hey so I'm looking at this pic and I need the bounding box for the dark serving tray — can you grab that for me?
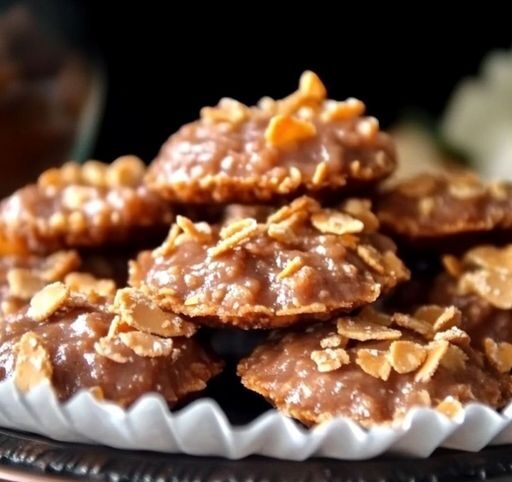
[1,427,512,482]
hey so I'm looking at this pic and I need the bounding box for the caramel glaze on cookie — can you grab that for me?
[129,196,409,329]
[146,71,396,205]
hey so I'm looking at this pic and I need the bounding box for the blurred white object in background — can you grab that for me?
[442,47,512,179]
[387,122,447,186]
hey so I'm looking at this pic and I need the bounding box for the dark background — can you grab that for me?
[13,1,512,162]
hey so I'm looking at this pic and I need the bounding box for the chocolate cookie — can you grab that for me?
[376,171,512,247]
[238,306,504,426]
[0,157,173,253]
[0,284,222,406]
[146,71,396,204]
[129,196,409,329]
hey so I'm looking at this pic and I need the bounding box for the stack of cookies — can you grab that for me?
[1,72,511,429]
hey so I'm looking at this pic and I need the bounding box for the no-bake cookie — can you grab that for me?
[129,196,409,329]
[0,284,221,406]
[0,157,174,253]
[376,171,512,247]
[238,306,505,426]
[429,245,512,374]
[146,71,396,204]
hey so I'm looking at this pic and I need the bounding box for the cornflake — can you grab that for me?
[277,256,304,280]
[320,333,347,349]
[356,245,385,274]
[434,326,470,347]
[440,344,468,371]
[64,272,116,298]
[392,313,433,339]
[14,331,53,393]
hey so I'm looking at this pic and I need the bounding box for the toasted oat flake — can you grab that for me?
[459,270,512,310]
[119,331,175,358]
[320,333,346,349]
[311,210,364,236]
[392,313,433,339]
[414,305,461,332]
[337,317,401,341]
[41,251,81,281]
[388,341,427,374]
[312,161,329,185]
[434,326,470,346]
[277,256,304,280]
[310,348,349,372]
[356,349,391,380]
[209,218,260,257]
[267,196,320,224]
[443,255,463,278]
[483,338,512,373]
[341,199,380,233]
[7,268,46,299]
[264,114,316,148]
[176,215,212,242]
[94,336,131,363]
[64,272,116,298]
[357,306,393,326]
[113,287,196,337]
[436,396,463,418]
[415,340,449,382]
[13,331,53,393]
[27,282,69,321]
[440,345,468,371]
[356,245,385,274]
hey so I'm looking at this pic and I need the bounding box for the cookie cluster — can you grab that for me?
[1,72,511,427]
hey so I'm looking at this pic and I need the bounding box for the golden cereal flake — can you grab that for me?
[6,268,46,299]
[414,305,461,332]
[14,332,53,393]
[312,161,329,185]
[337,317,401,341]
[119,331,175,358]
[440,344,468,371]
[392,313,433,339]
[356,245,385,274]
[112,288,196,337]
[443,255,463,278]
[264,114,316,148]
[320,333,347,349]
[209,218,261,258]
[176,216,212,242]
[483,338,512,373]
[311,210,364,236]
[355,349,391,381]
[458,270,512,310]
[106,155,145,187]
[27,282,69,321]
[298,71,327,101]
[436,396,463,418]
[94,336,131,364]
[414,340,450,383]
[434,326,470,347]
[310,348,349,372]
[388,341,427,374]
[267,196,320,224]
[341,199,380,233]
[64,272,116,298]
[153,224,182,258]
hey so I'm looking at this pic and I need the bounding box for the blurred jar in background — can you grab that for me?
[0,0,104,196]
